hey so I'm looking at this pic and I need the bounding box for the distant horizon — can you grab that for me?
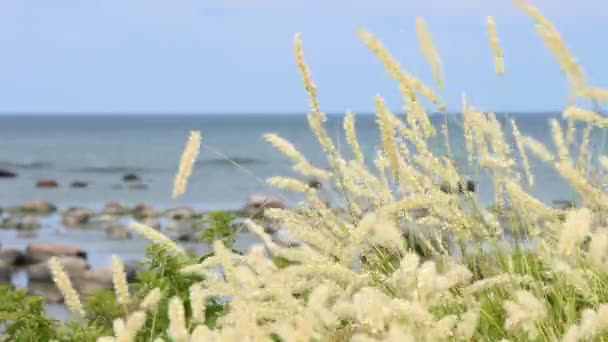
[0,110,565,116]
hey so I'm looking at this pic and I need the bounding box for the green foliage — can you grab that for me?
[197,211,238,249]
[0,286,58,340]
[83,290,123,335]
[130,244,204,339]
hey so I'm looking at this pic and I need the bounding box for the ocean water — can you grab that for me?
[0,113,603,211]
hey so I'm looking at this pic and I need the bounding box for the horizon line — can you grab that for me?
[0,110,562,116]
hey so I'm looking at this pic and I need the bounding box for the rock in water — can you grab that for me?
[439,180,477,194]
[128,184,148,190]
[28,281,63,303]
[244,195,285,218]
[0,217,41,231]
[25,243,87,264]
[62,207,95,227]
[27,256,88,282]
[36,179,59,188]
[0,249,25,267]
[70,181,88,188]
[166,207,196,220]
[552,200,575,210]
[122,173,140,182]
[102,202,130,216]
[132,204,157,219]
[106,224,132,240]
[273,229,303,248]
[0,261,11,284]
[0,169,16,178]
[19,201,57,214]
[140,218,161,230]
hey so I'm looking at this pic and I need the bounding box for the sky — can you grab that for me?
[0,0,607,114]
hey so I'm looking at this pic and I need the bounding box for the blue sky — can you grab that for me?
[0,0,606,114]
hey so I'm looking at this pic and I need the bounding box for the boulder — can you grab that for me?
[123,173,140,182]
[27,256,88,282]
[62,207,95,227]
[132,204,157,219]
[0,169,16,178]
[36,179,59,188]
[244,195,285,218]
[105,224,132,240]
[70,181,88,188]
[24,243,87,264]
[28,281,63,303]
[0,249,25,267]
[18,201,57,215]
[102,202,130,216]
[81,268,112,288]
[0,261,11,284]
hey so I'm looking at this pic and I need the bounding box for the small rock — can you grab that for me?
[552,200,575,210]
[36,179,59,188]
[102,202,130,216]
[244,195,285,218]
[17,230,38,239]
[27,256,88,282]
[123,260,142,282]
[18,201,57,215]
[0,169,17,178]
[25,243,87,264]
[0,217,18,229]
[0,249,25,267]
[166,207,196,221]
[91,214,120,225]
[307,178,323,190]
[105,224,132,240]
[62,207,95,227]
[15,217,41,231]
[127,184,148,190]
[0,217,41,231]
[123,173,140,182]
[70,181,88,188]
[132,204,157,219]
[439,180,477,194]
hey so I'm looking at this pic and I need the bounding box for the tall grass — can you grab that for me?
[3,2,608,341]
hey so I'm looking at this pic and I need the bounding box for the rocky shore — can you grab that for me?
[0,193,296,309]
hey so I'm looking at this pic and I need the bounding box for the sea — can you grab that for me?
[0,112,602,210]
